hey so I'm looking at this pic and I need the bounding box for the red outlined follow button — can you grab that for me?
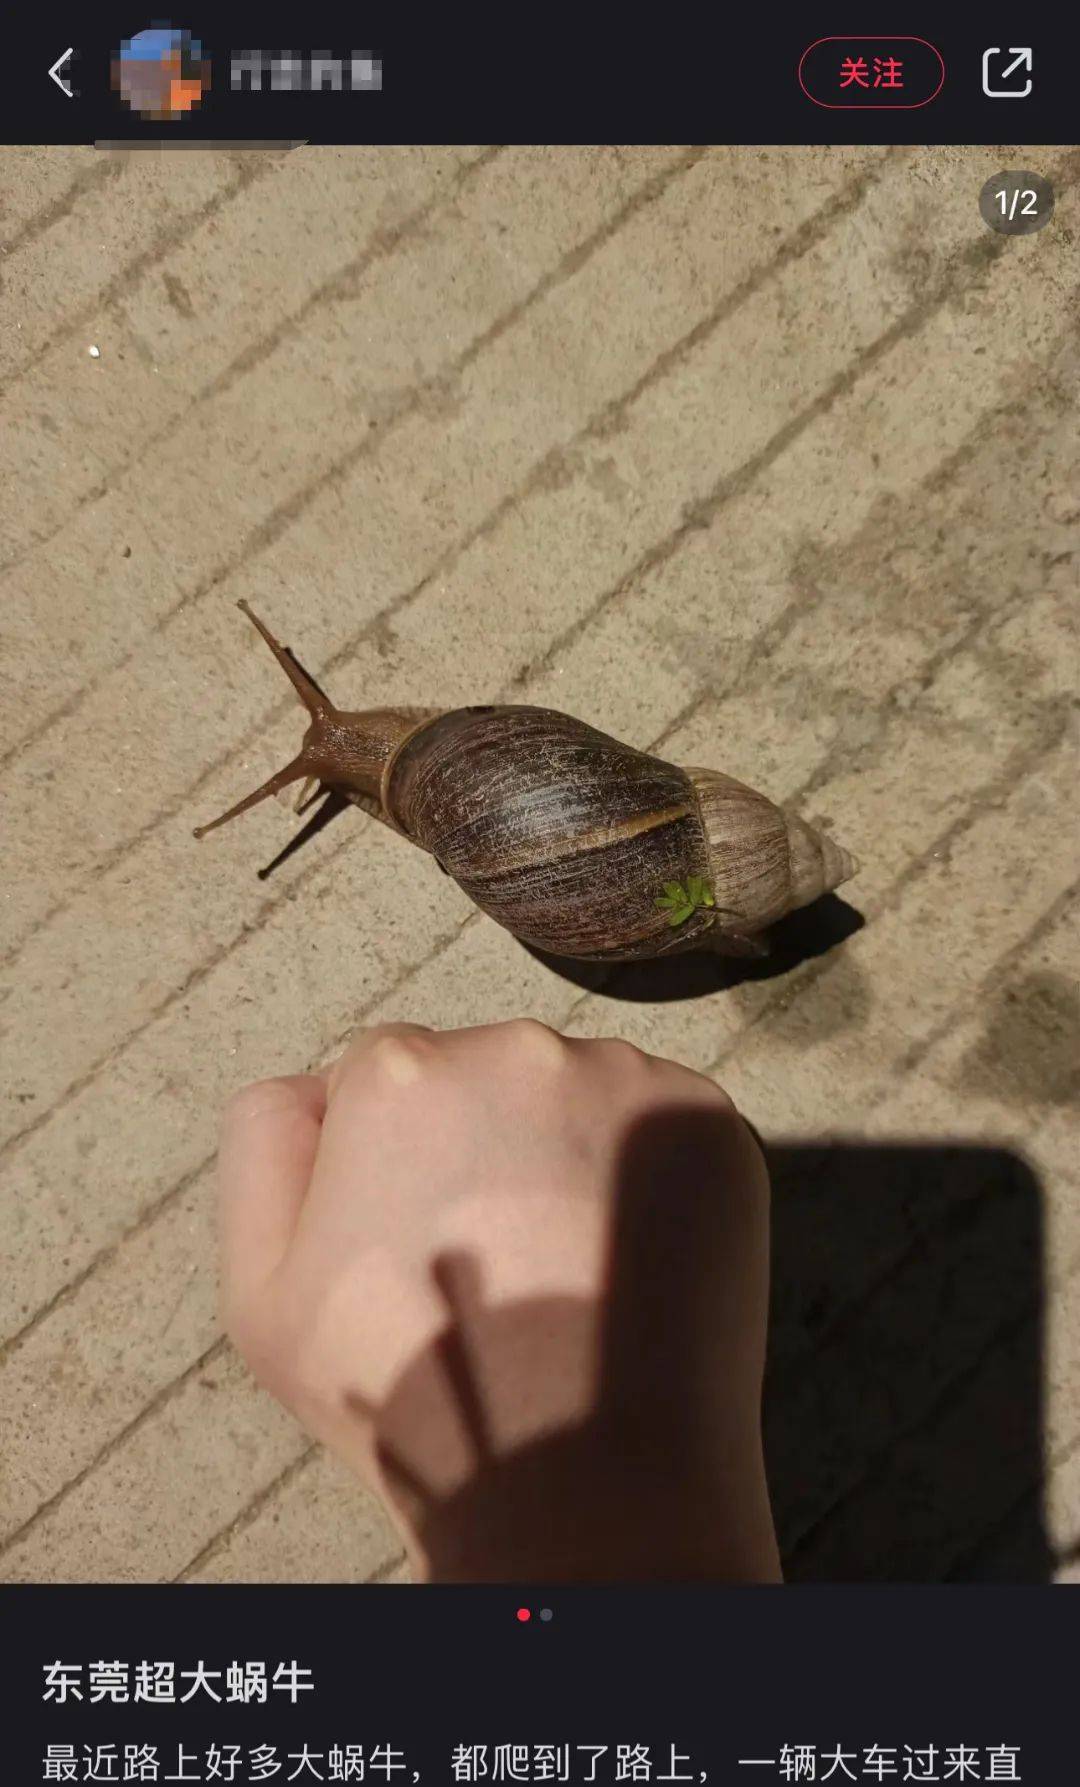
[799,37,944,108]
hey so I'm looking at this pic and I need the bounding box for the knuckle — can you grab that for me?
[589,1035,650,1077]
[507,1016,550,1040]
[367,1031,431,1086]
[329,1027,434,1099]
[507,1017,571,1072]
[224,1076,300,1127]
[675,1067,739,1119]
[704,1075,737,1114]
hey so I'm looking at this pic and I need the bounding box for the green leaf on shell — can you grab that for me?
[655,874,717,926]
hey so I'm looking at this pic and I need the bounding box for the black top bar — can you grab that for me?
[6,15,1079,145]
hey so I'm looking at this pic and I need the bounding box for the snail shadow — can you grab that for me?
[255,789,351,881]
[348,1112,1049,1581]
[523,893,865,1002]
[252,804,864,1000]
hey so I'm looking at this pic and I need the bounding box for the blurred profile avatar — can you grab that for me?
[112,25,210,120]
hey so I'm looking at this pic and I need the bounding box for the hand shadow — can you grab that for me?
[346,1111,1049,1581]
[522,894,864,1002]
[350,1102,778,1582]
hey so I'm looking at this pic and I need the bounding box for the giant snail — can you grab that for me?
[194,602,858,962]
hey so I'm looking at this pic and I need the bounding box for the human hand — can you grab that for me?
[218,1019,780,1582]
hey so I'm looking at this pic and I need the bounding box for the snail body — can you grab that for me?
[195,604,858,962]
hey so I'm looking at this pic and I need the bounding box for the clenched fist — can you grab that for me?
[218,1019,780,1583]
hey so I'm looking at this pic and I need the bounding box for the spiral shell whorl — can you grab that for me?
[687,767,858,935]
[685,767,794,932]
[783,812,859,910]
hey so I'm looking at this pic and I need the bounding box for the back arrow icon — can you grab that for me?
[49,47,75,98]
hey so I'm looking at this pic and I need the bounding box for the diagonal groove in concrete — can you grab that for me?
[0,146,508,580]
[0,147,709,773]
[0,155,282,398]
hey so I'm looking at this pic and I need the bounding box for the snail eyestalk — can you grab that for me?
[192,754,315,839]
[193,603,340,839]
[236,599,331,719]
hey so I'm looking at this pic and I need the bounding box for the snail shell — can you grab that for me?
[383,707,856,961]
